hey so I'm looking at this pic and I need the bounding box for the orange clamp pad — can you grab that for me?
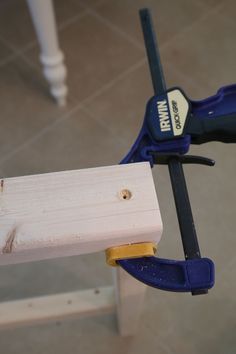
[106,242,157,267]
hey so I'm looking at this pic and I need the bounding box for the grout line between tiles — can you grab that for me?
[78,0,107,11]
[56,8,89,31]
[156,340,174,354]
[167,64,205,98]
[0,52,18,68]
[0,102,82,166]
[0,0,226,167]
[211,1,236,28]
[0,36,18,54]
[89,0,224,56]
[0,0,226,66]
[87,8,144,51]
[161,0,225,53]
[197,0,224,11]
[16,52,41,72]
[0,8,89,60]
[0,37,24,68]
[82,57,147,105]
[160,1,229,99]
[0,57,146,166]
[79,105,126,147]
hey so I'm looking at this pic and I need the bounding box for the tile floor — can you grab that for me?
[0,0,236,353]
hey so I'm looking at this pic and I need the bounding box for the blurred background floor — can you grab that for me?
[0,0,236,353]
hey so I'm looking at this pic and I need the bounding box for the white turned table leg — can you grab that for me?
[113,267,147,336]
[26,0,68,106]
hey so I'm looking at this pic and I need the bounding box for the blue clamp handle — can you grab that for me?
[118,257,215,293]
[121,83,236,167]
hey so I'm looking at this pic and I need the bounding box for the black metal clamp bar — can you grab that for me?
[118,8,214,295]
[139,8,166,95]
[140,8,210,295]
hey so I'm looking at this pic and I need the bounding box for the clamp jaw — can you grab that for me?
[120,152,215,295]
[118,257,214,293]
[116,9,236,295]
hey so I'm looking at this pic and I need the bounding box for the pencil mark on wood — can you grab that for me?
[0,180,4,192]
[3,227,17,254]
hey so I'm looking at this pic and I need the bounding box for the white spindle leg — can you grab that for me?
[26,0,68,106]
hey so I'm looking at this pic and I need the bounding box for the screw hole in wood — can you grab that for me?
[120,189,132,200]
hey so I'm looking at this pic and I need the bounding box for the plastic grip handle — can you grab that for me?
[188,114,236,144]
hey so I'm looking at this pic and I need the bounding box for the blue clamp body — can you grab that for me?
[118,85,236,293]
[117,8,236,295]
[120,95,190,166]
[120,98,190,166]
[119,87,217,293]
[121,84,236,166]
[118,257,214,293]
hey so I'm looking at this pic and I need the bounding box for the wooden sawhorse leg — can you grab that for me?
[113,267,147,336]
[26,0,68,106]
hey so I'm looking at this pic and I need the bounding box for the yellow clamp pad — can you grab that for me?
[106,242,157,267]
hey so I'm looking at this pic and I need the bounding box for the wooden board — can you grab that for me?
[0,286,115,329]
[113,267,147,336]
[0,162,162,265]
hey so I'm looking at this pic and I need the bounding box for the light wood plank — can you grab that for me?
[0,286,115,330]
[113,267,147,336]
[0,162,162,265]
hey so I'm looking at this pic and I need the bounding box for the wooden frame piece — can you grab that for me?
[0,163,163,334]
[113,267,147,336]
[0,286,115,330]
[0,162,162,265]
